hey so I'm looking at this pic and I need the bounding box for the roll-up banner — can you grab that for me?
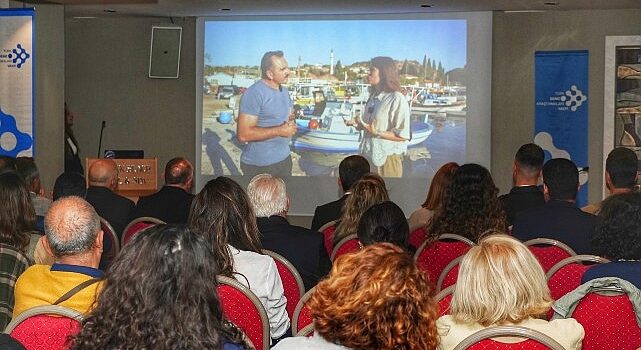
[0,8,34,157]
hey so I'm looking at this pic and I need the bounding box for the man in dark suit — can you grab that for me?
[499,143,545,226]
[512,158,596,254]
[130,157,194,224]
[310,155,370,231]
[248,174,331,291]
[85,158,134,239]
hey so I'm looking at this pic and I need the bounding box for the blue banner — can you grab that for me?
[0,8,34,157]
[534,50,589,206]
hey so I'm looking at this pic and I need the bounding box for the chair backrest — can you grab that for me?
[452,326,565,350]
[297,323,315,338]
[262,250,305,320]
[121,217,165,246]
[414,233,475,282]
[437,256,463,292]
[571,290,641,350]
[292,286,316,336]
[0,244,31,330]
[319,221,337,257]
[99,217,119,268]
[546,255,610,300]
[409,227,428,250]
[5,305,83,350]
[524,238,576,273]
[435,285,455,317]
[330,234,360,261]
[216,276,269,350]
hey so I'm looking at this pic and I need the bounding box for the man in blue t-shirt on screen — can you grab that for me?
[237,50,297,177]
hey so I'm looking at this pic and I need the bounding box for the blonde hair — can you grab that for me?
[451,234,551,326]
[246,174,288,217]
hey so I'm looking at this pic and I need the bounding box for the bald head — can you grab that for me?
[45,196,100,258]
[88,159,118,189]
[165,157,193,191]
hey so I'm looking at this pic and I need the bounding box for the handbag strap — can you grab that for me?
[53,278,101,305]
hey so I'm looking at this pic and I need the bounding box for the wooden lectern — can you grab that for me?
[86,158,158,200]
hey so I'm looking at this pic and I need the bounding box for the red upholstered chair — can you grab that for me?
[546,255,610,301]
[414,233,475,283]
[318,220,337,257]
[5,305,83,350]
[409,227,428,250]
[437,256,463,292]
[262,250,305,320]
[121,217,165,246]
[570,288,641,350]
[435,285,455,317]
[524,238,576,273]
[99,217,119,268]
[452,326,565,350]
[216,276,269,350]
[292,286,316,336]
[330,234,361,262]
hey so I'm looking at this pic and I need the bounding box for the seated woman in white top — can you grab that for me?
[437,234,584,350]
[274,243,439,350]
[188,176,289,340]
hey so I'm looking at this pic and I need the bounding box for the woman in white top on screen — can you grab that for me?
[188,176,290,340]
[437,234,584,350]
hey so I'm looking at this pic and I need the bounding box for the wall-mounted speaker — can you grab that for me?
[148,26,182,79]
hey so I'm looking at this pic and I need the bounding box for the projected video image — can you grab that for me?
[202,19,467,177]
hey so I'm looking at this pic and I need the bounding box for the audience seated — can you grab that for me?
[130,157,195,224]
[13,196,104,319]
[0,155,17,174]
[71,224,247,350]
[357,201,410,251]
[274,243,439,350]
[311,155,370,231]
[428,163,506,243]
[582,192,641,288]
[582,147,637,215]
[15,157,52,218]
[188,176,290,341]
[53,172,86,200]
[498,143,545,226]
[437,234,584,350]
[247,174,330,291]
[332,173,389,247]
[85,159,134,239]
[513,158,595,254]
[408,162,458,233]
[0,172,42,261]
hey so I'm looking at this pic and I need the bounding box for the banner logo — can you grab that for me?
[536,84,587,113]
[0,43,30,68]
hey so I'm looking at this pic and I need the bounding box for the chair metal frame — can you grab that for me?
[217,275,270,350]
[330,234,360,261]
[121,216,165,246]
[545,254,610,281]
[437,256,463,292]
[262,249,305,319]
[524,238,577,255]
[317,220,337,233]
[452,325,566,350]
[5,305,83,333]
[297,323,315,337]
[292,286,316,336]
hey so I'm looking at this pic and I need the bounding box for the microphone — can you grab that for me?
[279,85,282,92]
[97,120,106,158]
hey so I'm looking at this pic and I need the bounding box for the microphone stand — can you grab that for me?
[97,121,106,158]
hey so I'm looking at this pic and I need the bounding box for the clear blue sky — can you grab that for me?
[205,19,466,71]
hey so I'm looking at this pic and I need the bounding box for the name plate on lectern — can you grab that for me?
[86,158,158,197]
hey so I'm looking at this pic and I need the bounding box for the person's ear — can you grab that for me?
[95,230,104,252]
[42,237,55,258]
[605,171,613,191]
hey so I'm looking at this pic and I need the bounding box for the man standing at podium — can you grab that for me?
[237,50,297,178]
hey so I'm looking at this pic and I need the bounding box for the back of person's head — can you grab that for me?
[357,201,409,250]
[0,172,35,252]
[338,155,370,191]
[422,162,459,210]
[542,158,578,201]
[246,173,288,217]
[88,159,118,188]
[452,234,551,327]
[592,192,641,260]
[53,172,87,200]
[71,224,245,350]
[310,243,438,349]
[606,147,637,190]
[188,177,262,277]
[515,143,544,179]
[15,157,40,192]
[0,155,16,174]
[164,157,193,187]
[45,196,100,258]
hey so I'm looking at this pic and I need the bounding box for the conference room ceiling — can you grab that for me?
[56,0,641,17]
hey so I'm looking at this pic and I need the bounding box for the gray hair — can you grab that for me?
[247,174,288,217]
[45,196,100,257]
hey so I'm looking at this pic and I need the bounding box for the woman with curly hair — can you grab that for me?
[408,162,459,232]
[274,243,439,350]
[427,163,506,242]
[438,234,584,350]
[332,173,389,247]
[71,224,247,350]
[582,192,641,288]
[188,177,289,340]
